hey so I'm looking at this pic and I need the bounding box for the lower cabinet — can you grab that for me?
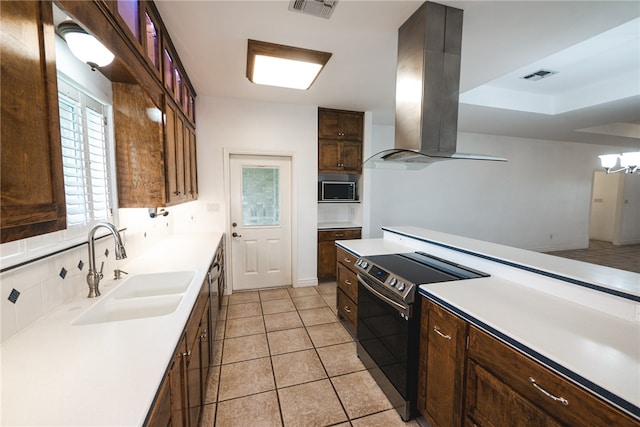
[146,278,213,427]
[317,228,361,280]
[418,297,638,427]
[418,299,467,427]
[336,246,359,334]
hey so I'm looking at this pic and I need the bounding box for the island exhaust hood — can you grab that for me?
[365,1,507,170]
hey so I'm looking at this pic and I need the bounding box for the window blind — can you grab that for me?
[57,79,112,228]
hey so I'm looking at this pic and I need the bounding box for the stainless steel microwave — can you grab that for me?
[319,181,356,201]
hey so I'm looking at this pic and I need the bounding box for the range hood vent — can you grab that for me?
[288,0,338,19]
[365,1,507,170]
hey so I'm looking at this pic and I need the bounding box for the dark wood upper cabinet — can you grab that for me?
[1,0,67,243]
[1,0,199,241]
[318,108,364,141]
[113,83,167,208]
[318,108,363,174]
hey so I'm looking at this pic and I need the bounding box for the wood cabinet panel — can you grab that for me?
[466,360,563,427]
[1,0,67,243]
[318,140,362,174]
[317,240,337,280]
[318,140,341,172]
[337,288,357,333]
[317,108,363,174]
[337,263,357,302]
[336,247,358,273]
[317,229,361,280]
[146,377,171,427]
[318,229,361,241]
[187,126,198,199]
[466,326,638,427]
[113,83,166,208]
[417,298,638,427]
[169,334,188,427]
[421,300,467,427]
[318,108,363,141]
[340,141,363,173]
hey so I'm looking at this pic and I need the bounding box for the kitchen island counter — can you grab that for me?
[337,227,639,421]
[1,232,222,427]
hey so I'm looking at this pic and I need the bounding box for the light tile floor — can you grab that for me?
[200,282,420,427]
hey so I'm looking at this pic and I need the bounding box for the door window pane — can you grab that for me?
[242,166,280,226]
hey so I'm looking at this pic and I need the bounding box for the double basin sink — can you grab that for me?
[73,270,195,326]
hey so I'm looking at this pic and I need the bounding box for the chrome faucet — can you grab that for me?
[86,222,127,298]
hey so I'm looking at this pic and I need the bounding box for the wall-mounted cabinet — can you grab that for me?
[114,86,197,208]
[318,108,364,141]
[318,108,363,174]
[0,0,67,243]
[318,140,362,174]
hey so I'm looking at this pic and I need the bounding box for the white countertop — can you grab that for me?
[318,222,362,230]
[385,226,640,298]
[337,227,640,419]
[1,232,222,427]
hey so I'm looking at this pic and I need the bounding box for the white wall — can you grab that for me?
[193,96,319,286]
[364,125,638,251]
[615,172,640,245]
[590,171,622,241]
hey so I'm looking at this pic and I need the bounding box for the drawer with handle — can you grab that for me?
[467,325,637,427]
[337,262,357,302]
[318,228,361,242]
[337,288,357,333]
[336,246,358,273]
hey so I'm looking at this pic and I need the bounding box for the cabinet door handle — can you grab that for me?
[433,326,452,340]
[528,377,569,405]
[343,306,351,313]
[344,279,352,286]
[335,233,345,237]
[181,350,191,358]
[343,258,352,263]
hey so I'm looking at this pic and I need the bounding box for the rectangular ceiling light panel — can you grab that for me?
[246,39,332,90]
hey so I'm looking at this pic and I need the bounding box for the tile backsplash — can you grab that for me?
[1,238,120,342]
[0,201,212,343]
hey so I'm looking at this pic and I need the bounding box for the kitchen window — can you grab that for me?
[57,78,116,235]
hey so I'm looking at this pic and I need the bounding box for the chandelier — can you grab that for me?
[598,152,640,174]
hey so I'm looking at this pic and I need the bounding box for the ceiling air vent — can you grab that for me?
[521,69,557,81]
[289,0,338,19]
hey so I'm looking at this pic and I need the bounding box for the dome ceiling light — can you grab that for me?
[58,22,115,70]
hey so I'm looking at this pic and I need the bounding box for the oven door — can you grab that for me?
[357,275,420,419]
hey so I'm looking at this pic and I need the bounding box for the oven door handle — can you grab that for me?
[358,275,410,316]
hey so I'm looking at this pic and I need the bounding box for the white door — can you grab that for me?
[229,154,292,290]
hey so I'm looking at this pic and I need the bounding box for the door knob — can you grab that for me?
[232,232,242,238]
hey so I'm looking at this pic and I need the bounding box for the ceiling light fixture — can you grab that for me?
[599,151,640,174]
[58,22,115,70]
[246,39,332,90]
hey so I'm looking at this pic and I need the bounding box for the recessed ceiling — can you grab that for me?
[460,17,640,116]
[154,0,640,149]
